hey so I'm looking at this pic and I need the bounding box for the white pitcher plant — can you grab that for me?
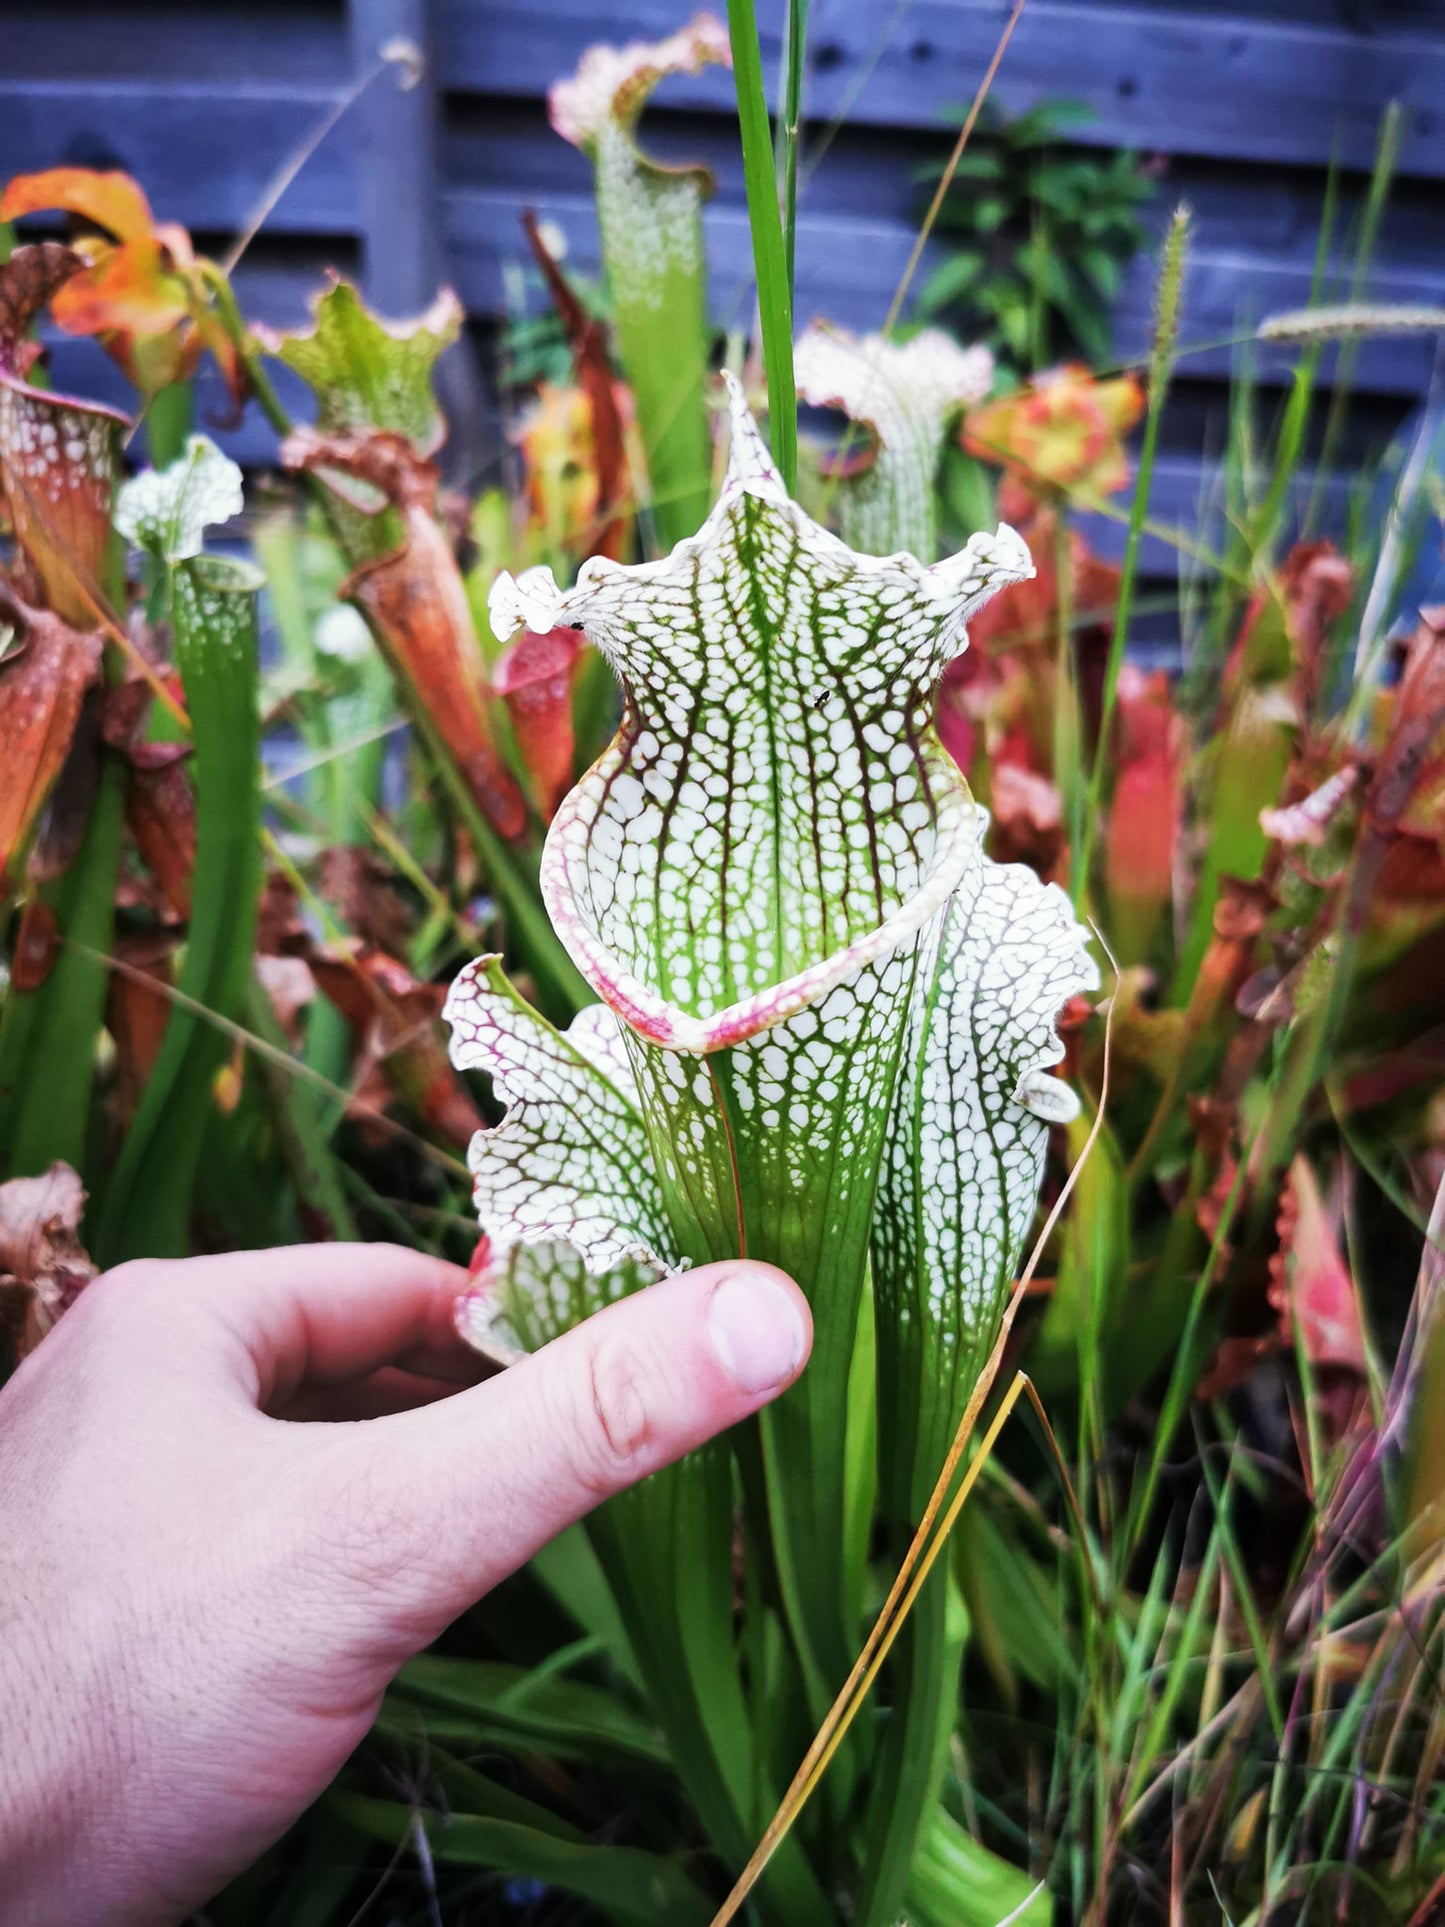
[444,374,1096,1925]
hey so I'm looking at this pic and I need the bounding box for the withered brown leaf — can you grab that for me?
[0,1160,98,1361]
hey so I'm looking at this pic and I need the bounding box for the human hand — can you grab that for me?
[0,1242,810,1924]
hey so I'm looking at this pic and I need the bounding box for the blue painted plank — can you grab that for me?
[8,5,345,82]
[6,74,1441,294]
[0,82,358,233]
[348,0,491,460]
[350,0,447,313]
[440,108,1445,395]
[9,78,1436,409]
[1132,0,1438,22]
[1077,453,1352,578]
[444,107,1445,276]
[43,336,315,468]
[441,186,1445,399]
[1113,249,1445,394]
[449,0,1445,176]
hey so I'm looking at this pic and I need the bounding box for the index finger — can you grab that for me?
[154,1243,473,1408]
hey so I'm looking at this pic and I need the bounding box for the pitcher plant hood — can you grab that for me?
[488,373,1032,1055]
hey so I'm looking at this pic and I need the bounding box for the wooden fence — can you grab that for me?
[7,0,1445,568]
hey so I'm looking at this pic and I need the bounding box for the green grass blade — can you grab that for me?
[906,1807,1050,1926]
[1121,1535,1221,1816]
[335,1791,715,1926]
[1313,104,1404,499]
[242,978,358,1241]
[143,379,195,469]
[1249,347,1323,565]
[775,0,809,301]
[528,1521,646,1692]
[1192,1426,1285,1739]
[392,1655,669,1768]
[728,0,797,491]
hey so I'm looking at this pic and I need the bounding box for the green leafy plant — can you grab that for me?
[917,101,1157,368]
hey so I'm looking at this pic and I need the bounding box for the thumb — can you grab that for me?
[307,1260,811,1632]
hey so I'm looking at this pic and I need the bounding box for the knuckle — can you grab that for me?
[82,1259,176,1330]
[570,1332,655,1497]
[91,1258,161,1299]
[79,1259,228,1366]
